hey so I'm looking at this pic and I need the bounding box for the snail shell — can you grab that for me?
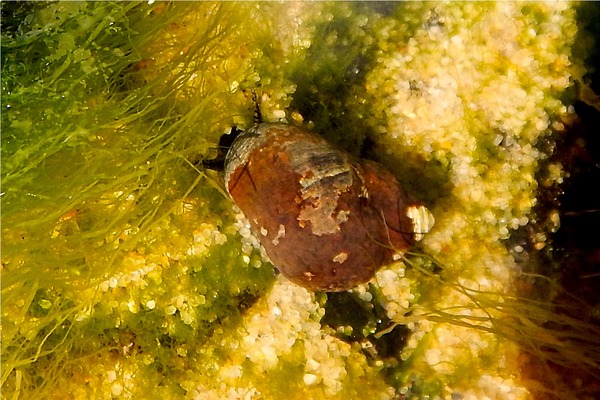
[224,123,434,291]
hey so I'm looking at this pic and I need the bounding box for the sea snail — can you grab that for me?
[224,123,434,291]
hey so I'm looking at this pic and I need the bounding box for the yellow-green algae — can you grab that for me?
[2,2,599,399]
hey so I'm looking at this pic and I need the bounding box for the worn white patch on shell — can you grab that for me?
[406,205,436,241]
[336,210,350,223]
[287,139,353,236]
[272,224,286,246]
[332,252,348,264]
[303,271,315,280]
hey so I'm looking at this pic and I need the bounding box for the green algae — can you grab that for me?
[2,2,280,397]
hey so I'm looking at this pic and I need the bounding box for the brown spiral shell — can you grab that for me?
[224,123,434,291]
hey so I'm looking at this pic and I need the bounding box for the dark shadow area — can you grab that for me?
[554,101,600,293]
[321,290,409,366]
[287,3,385,156]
